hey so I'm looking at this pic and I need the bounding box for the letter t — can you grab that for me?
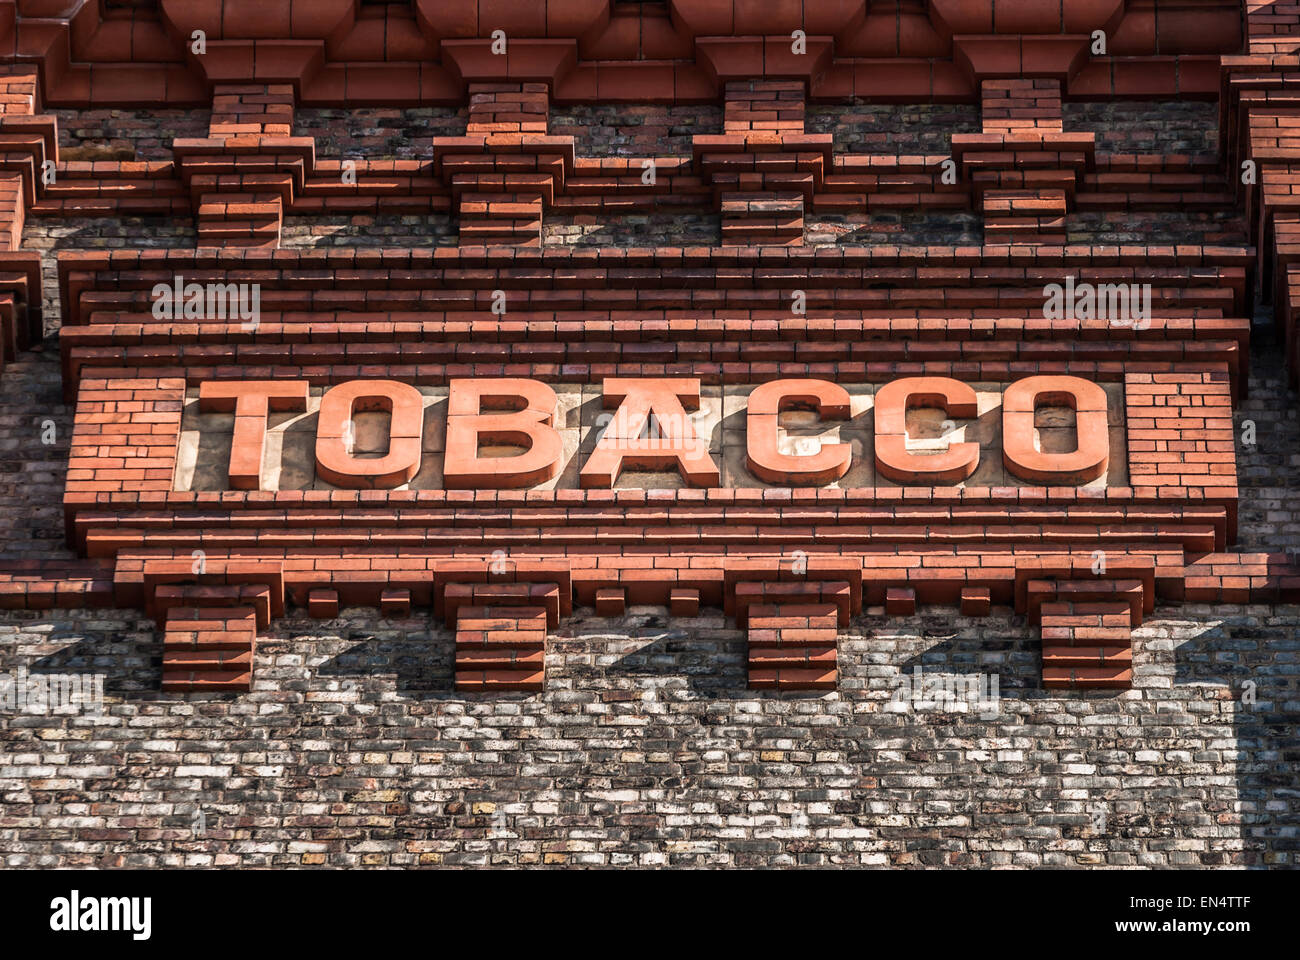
[199,381,309,490]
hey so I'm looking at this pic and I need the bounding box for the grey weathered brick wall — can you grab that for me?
[53,107,209,161]
[0,601,1295,867]
[1062,99,1219,160]
[280,213,456,248]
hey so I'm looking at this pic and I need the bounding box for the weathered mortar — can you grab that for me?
[0,602,1294,867]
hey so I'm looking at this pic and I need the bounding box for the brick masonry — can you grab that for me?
[0,0,1297,869]
[0,598,1296,867]
[0,330,1287,866]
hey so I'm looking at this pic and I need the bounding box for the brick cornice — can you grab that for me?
[2,0,1243,105]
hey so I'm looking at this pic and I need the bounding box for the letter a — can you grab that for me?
[580,378,719,488]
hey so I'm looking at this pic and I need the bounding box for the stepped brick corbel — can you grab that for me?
[173,83,314,248]
[0,67,49,369]
[445,582,561,692]
[1016,556,1155,691]
[432,561,571,692]
[136,558,286,694]
[1034,589,1141,691]
[726,561,860,691]
[0,69,46,248]
[692,80,832,245]
[432,82,576,246]
[744,602,841,691]
[160,599,260,693]
[952,78,1095,245]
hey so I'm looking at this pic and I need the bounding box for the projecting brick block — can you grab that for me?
[307,589,340,618]
[594,587,626,617]
[1037,591,1137,690]
[669,588,700,617]
[960,588,992,617]
[886,587,917,616]
[380,588,411,617]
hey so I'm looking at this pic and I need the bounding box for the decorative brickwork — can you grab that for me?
[175,84,313,247]
[438,82,573,246]
[959,79,1090,245]
[0,0,1297,869]
[695,79,829,245]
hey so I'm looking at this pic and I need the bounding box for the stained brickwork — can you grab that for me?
[0,0,1297,870]
[0,601,1296,867]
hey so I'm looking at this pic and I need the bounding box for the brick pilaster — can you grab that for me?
[693,80,833,245]
[174,83,314,248]
[953,79,1095,245]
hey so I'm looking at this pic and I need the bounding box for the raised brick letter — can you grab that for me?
[315,380,424,488]
[580,378,720,488]
[1002,375,1109,485]
[746,379,852,485]
[873,377,979,484]
[199,380,308,490]
[443,379,563,489]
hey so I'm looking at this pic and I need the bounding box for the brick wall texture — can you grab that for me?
[1,0,1298,869]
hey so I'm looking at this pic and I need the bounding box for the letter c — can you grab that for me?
[873,377,980,484]
[746,379,852,485]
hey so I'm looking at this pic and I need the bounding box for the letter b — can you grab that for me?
[443,379,563,488]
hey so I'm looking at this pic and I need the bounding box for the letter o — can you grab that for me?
[315,380,424,488]
[1002,375,1109,485]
